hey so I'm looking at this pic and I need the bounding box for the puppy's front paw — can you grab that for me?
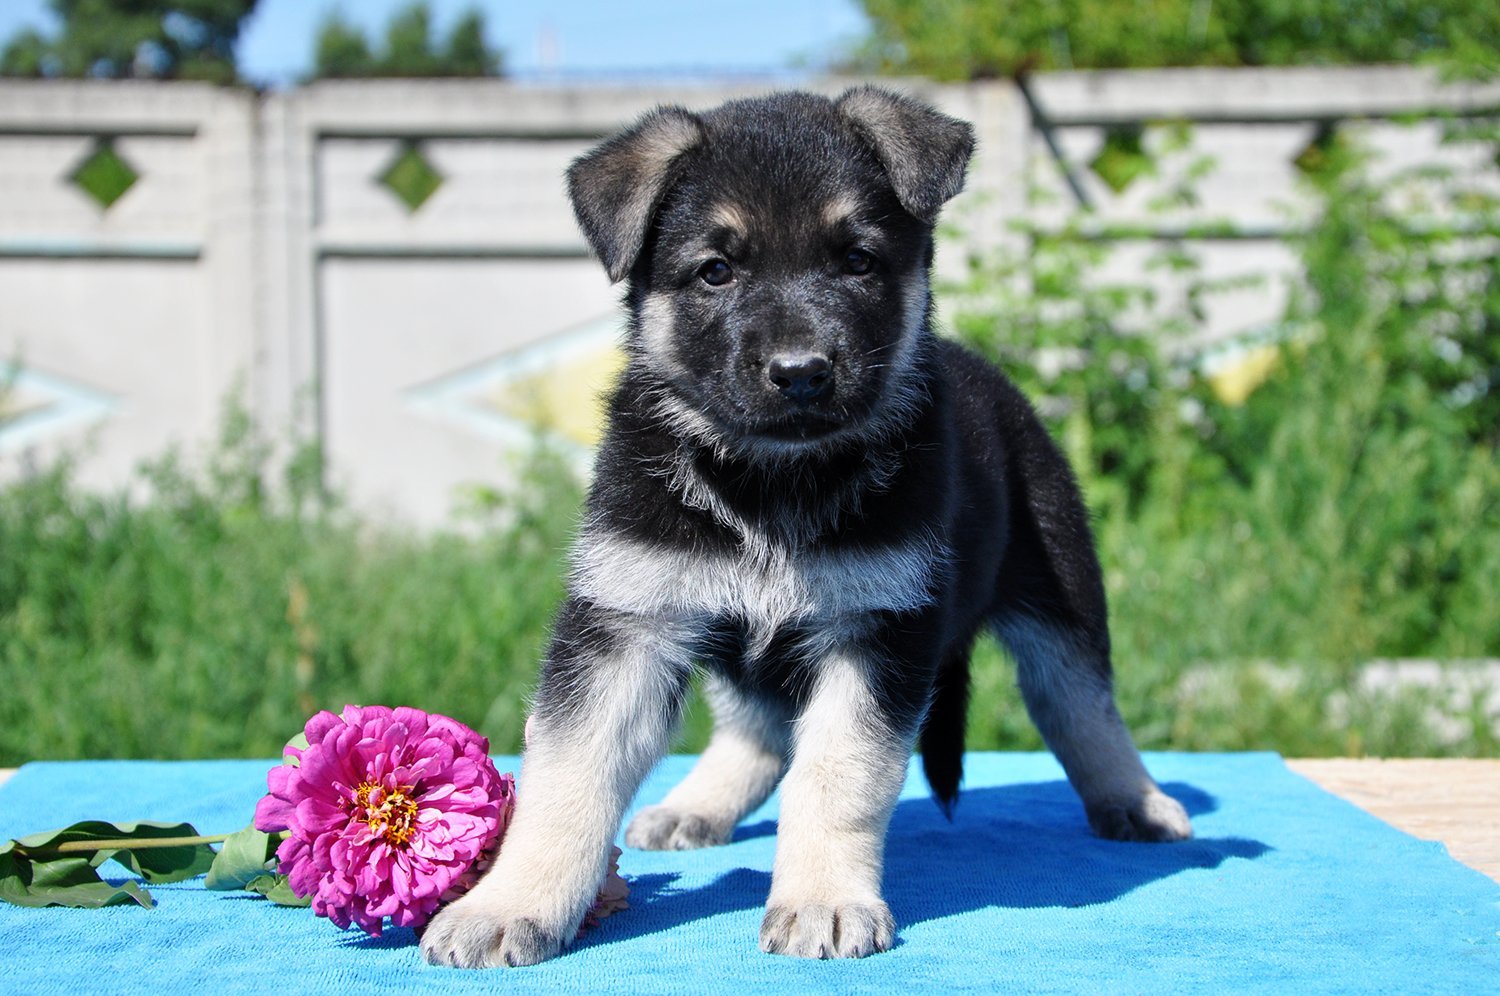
[625,804,730,850]
[420,895,566,969]
[1088,788,1192,843]
[759,900,895,959]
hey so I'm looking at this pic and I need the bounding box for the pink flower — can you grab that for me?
[253,704,513,937]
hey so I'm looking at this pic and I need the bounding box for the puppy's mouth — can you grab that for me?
[743,409,852,442]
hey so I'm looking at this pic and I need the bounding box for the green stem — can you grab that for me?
[18,831,289,857]
[50,833,234,854]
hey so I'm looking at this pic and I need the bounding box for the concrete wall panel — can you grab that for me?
[1,68,1493,524]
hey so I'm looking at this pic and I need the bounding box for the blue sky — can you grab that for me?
[0,0,871,85]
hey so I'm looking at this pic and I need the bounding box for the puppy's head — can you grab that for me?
[567,87,974,451]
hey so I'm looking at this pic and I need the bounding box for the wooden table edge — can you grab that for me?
[1287,758,1500,884]
[2,761,1495,883]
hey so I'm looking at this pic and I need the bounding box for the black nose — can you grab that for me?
[767,352,833,403]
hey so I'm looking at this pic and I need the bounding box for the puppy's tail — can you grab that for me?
[919,659,969,819]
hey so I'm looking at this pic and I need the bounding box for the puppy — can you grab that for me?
[422,86,1191,969]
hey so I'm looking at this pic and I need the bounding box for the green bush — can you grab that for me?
[0,409,578,765]
[855,0,1500,79]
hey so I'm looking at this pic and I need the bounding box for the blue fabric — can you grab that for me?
[1,752,1496,993]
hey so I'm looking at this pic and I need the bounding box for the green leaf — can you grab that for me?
[283,731,308,765]
[205,825,278,891]
[245,873,311,907]
[205,825,309,906]
[0,843,154,909]
[0,820,221,909]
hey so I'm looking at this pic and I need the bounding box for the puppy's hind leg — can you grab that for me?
[996,612,1191,842]
[627,675,790,849]
[990,386,1189,842]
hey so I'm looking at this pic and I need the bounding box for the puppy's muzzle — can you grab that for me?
[767,352,833,405]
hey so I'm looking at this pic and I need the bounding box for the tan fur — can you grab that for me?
[819,193,862,228]
[759,651,908,958]
[710,201,751,234]
[639,292,688,380]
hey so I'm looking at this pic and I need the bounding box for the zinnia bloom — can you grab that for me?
[253,705,513,936]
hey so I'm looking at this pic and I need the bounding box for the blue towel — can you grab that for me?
[1,753,1496,993]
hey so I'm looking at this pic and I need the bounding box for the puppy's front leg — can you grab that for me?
[760,648,913,959]
[422,601,694,968]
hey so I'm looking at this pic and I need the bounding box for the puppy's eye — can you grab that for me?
[843,249,875,276]
[698,259,734,287]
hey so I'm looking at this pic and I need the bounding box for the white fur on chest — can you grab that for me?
[570,530,945,637]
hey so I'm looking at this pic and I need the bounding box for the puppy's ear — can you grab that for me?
[566,106,705,282]
[836,86,975,223]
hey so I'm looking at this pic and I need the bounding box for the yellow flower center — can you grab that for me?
[353,782,419,847]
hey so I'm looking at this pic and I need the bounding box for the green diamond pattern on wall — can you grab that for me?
[1089,125,1154,195]
[379,141,444,212]
[70,139,139,209]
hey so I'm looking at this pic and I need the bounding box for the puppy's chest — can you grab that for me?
[571,530,945,639]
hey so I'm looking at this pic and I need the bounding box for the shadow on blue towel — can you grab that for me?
[342,778,1269,952]
[357,779,1260,956]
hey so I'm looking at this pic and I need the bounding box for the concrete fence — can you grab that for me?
[2,68,1496,524]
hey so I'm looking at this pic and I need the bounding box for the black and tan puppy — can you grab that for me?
[421,87,1191,969]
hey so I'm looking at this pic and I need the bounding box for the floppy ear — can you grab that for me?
[835,85,975,223]
[566,106,705,282]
